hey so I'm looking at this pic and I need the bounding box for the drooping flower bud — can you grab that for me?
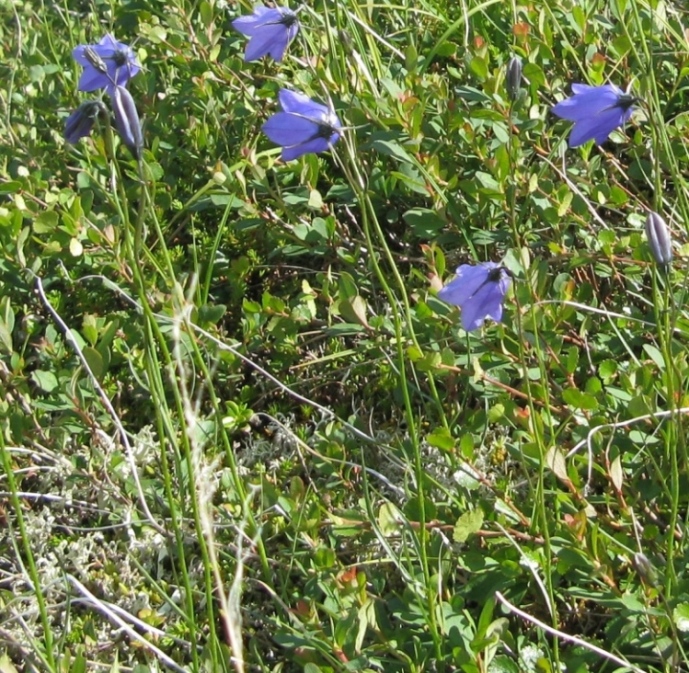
[632,552,658,587]
[506,56,522,101]
[64,100,107,144]
[645,211,672,269]
[108,85,143,159]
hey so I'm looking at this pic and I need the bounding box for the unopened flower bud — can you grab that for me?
[506,56,522,101]
[64,100,107,144]
[338,29,353,52]
[632,552,658,587]
[109,85,143,159]
[645,211,672,268]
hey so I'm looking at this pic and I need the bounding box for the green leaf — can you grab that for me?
[308,189,323,209]
[391,168,427,195]
[545,446,568,482]
[402,207,445,238]
[0,181,21,194]
[522,62,546,88]
[487,403,505,423]
[378,503,402,536]
[598,359,618,382]
[487,655,519,673]
[405,496,437,522]
[31,370,59,393]
[453,508,484,543]
[674,603,689,632]
[33,210,59,234]
[469,55,488,80]
[643,344,665,370]
[562,388,599,410]
[82,314,98,347]
[83,347,105,379]
[369,138,414,163]
[565,346,579,374]
[339,295,370,328]
[0,654,19,673]
[198,303,226,325]
[454,85,492,103]
[609,455,623,491]
[427,427,454,451]
[0,297,15,354]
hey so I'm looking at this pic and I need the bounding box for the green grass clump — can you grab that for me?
[3,0,689,671]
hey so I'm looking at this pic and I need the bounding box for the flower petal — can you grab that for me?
[438,263,496,307]
[231,16,261,36]
[265,31,291,61]
[552,84,622,122]
[460,289,503,330]
[95,34,121,55]
[243,23,287,61]
[72,45,90,66]
[113,62,140,86]
[233,7,297,60]
[262,112,321,145]
[551,82,635,147]
[459,272,509,331]
[263,90,342,158]
[568,107,626,147]
[233,8,282,36]
[438,263,510,331]
[80,69,112,92]
[278,89,328,118]
[287,21,299,43]
[571,83,597,95]
[276,90,341,134]
[73,35,140,91]
[281,137,330,161]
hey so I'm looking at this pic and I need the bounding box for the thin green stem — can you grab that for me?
[333,140,444,664]
[508,93,560,662]
[0,434,57,670]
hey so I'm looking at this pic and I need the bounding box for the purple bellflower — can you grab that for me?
[64,100,107,144]
[551,83,636,147]
[438,262,511,332]
[262,89,342,161]
[72,34,141,91]
[232,5,299,62]
[109,85,143,159]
